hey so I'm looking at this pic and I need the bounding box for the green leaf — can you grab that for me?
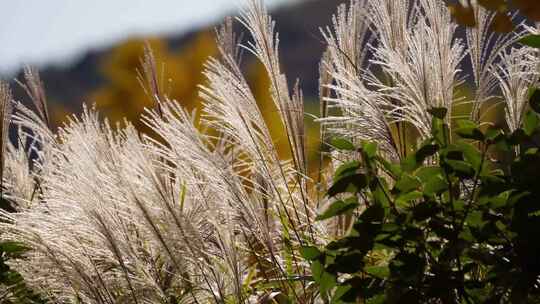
[328,174,368,197]
[452,200,465,212]
[428,107,448,119]
[423,175,448,196]
[520,35,540,48]
[457,141,482,170]
[445,160,475,177]
[394,174,421,193]
[376,156,402,178]
[431,116,449,146]
[459,228,475,242]
[495,136,510,152]
[455,119,479,131]
[331,284,353,304]
[0,242,29,254]
[300,246,322,260]
[319,270,337,296]
[381,223,400,233]
[317,198,360,221]
[488,190,511,208]
[523,111,539,136]
[364,265,390,279]
[311,260,323,282]
[495,220,507,232]
[353,204,385,239]
[331,137,355,151]
[366,295,387,304]
[362,141,378,158]
[334,161,360,179]
[360,203,385,223]
[525,147,539,155]
[485,126,503,142]
[466,211,484,228]
[372,179,392,208]
[415,166,443,182]
[455,119,484,141]
[179,181,187,212]
[401,154,418,173]
[402,143,438,173]
[396,191,423,208]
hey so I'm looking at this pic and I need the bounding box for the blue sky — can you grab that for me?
[0,0,293,74]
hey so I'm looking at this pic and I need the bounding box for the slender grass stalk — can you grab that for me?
[0,82,13,202]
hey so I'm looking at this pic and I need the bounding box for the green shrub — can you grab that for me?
[303,96,540,303]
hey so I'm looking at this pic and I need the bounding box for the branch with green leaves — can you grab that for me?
[302,92,540,303]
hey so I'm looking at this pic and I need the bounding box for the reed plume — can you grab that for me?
[0,82,13,200]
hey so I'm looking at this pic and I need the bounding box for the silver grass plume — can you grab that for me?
[3,108,185,302]
[2,126,38,208]
[0,82,13,197]
[367,0,411,54]
[12,67,56,188]
[494,47,540,132]
[137,42,166,117]
[464,0,526,120]
[201,7,315,242]
[17,66,50,128]
[144,101,260,301]
[321,0,370,75]
[215,16,244,66]
[318,0,399,159]
[238,0,308,180]
[369,0,465,138]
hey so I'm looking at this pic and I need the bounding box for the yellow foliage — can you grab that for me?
[89,32,218,132]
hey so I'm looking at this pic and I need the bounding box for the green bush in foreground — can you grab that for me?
[304,98,540,303]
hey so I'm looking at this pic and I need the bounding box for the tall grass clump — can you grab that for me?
[0,0,539,303]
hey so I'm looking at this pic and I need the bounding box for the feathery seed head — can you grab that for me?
[0,82,13,185]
